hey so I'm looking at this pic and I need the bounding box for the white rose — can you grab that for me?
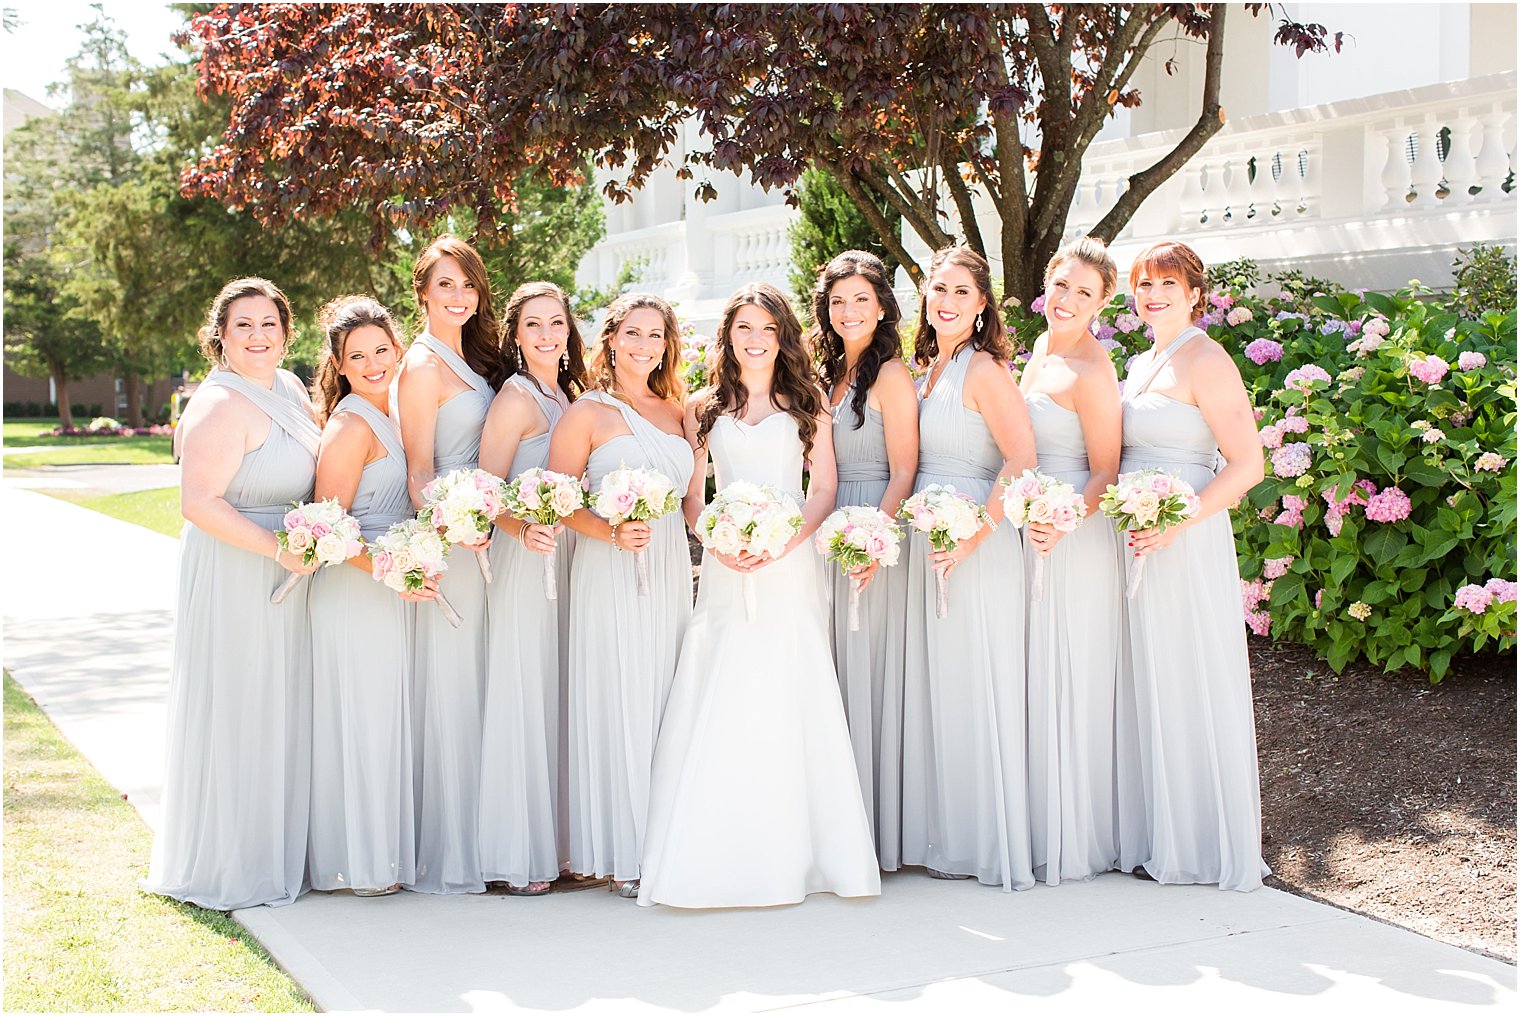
[1026,498,1055,524]
[551,483,581,516]
[391,548,418,574]
[710,520,743,556]
[383,570,407,592]
[285,527,313,553]
[315,533,347,563]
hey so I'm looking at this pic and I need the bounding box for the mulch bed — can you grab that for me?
[1253,636,1516,962]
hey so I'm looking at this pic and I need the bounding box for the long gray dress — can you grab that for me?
[1115,326,1269,892]
[566,392,694,882]
[478,375,574,886]
[828,394,910,870]
[900,346,1033,891]
[409,333,493,895]
[1025,391,1121,885]
[308,395,417,893]
[143,368,318,910]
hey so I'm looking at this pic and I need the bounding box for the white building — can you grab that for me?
[575,4,1517,327]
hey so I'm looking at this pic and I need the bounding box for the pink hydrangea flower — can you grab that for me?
[1453,584,1494,614]
[1421,428,1445,444]
[1259,423,1284,449]
[1283,365,1332,391]
[1244,338,1283,365]
[1364,486,1412,523]
[1115,313,1143,333]
[1314,589,1324,610]
[1210,293,1236,310]
[1030,294,1047,314]
[1245,609,1272,636]
[1263,556,1294,579]
[1276,494,1307,529]
[1484,578,1517,604]
[1362,317,1390,337]
[1271,442,1312,478]
[1325,508,1344,536]
[1458,351,1487,371]
[1281,415,1309,435]
[1475,452,1509,472]
[1409,355,1449,385]
[1322,479,1375,513]
[1226,306,1254,326]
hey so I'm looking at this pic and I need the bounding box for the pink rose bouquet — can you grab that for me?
[697,481,803,620]
[369,518,460,628]
[503,467,584,600]
[1000,469,1088,601]
[898,483,995,619]
[814,505,904,630]
[594,465,682,595]
[419,467,508,583]
[271,498,365,604]
[1100,468,1201,598]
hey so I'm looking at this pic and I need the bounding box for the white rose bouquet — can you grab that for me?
[369,518,461,627]
[594,465,681,596]
[502,467,585,600]
[1099,468,1201,598]
[271,498,365,604]
[696,481,804,620]
[814,505,904,631]
[898,484,995,619]
[419,467,508,583]
[1000,469,1089,601]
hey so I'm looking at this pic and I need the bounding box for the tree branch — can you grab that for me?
[859,160,953,251]
[1068,10,1165,152]
[940,148,985,256]
[817,157,925,285]
[984,15,1030,304]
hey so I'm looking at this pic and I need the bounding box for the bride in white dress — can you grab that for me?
[638,283,882,909]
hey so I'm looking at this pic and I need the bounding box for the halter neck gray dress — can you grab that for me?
[478,374,575,886]
[308,394,417,893]
[408,333,494,894]
[828,390,910,870]
[565,392,694,882]
[900,346,1033,891]
[1115,327,1269,891]
[1024,390,1121,885]
[143,368,318,910]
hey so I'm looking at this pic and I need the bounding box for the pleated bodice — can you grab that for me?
[583,395,695,509]
[415,334,493,473]
[1120,394,1222,489]
[1027,392,1090,478]
[215,370,319,528]
[917,347,1000,497]
[334,394,410,539]
[503,374,567,479]
[832,398,890,489]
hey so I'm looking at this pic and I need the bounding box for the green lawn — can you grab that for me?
[4,438,175,468]
[4,418,172,448]
[52,487,184,539]
[3,672,314,1012]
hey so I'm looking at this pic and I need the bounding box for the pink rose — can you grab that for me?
[864,533,888,558]
[311,522,332,539]
[1147,474,1174,496]
[284,509,308,529]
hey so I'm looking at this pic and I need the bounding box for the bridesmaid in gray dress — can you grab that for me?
[549,294,696,898]
[900,247,1037,892]
[144,278,320,910]
[1116,240,1270,892]
[308,297,434,897]
[1017,239,1124,885]
[477,282,587,895]
[397,236,506,895]
[809,252,918,869]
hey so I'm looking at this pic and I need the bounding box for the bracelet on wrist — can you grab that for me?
[610,523,622,551]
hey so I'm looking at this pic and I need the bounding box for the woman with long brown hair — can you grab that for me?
[900,246,1038,892]
[477,281,588,895]
[637,282,879,909]
[396,234,504,895]
[547,293,696,897]
[307,295,433,898]
[810,250,918,871]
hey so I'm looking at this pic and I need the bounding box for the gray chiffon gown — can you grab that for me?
[900,346,1033,891]
[308,395,417,893]
[1115,327,1270,892]
[1024,391,1121,885]
[478,375,574,886]
[828,394,909,870]
[566,392,694,882]
[143,368,319,910]
[409,334,493,894]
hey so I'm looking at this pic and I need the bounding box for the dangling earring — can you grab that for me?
[974,312,984,332]
[560,351,569,373]
[608,348,615,368]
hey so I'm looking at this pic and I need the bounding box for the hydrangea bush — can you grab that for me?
[1001,255,1516,681]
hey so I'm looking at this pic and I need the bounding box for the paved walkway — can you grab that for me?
[3,461,180,495]
[2,483,1514,1014]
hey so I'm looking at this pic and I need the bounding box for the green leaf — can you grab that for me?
[1362,526,1406,566]
[1269,573,1306,607]
[1363,292,1398,317]
[1330,553,1358,586]
[1418,532,1460,563]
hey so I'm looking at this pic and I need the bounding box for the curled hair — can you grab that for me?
[810,251,903,430]
[412,234,506,389]
[501,281,589,402]
[913,246,1013,367]
[1045,235,1119,300]
[586,293,685,404]
[312,295,402,424]
[1128,240,1209,317]
[197,277,294,366]
[697,283,822,457]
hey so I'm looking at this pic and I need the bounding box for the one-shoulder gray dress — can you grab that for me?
[566,392,694,882]
[409,334,493,894]
[308,394,417,893]
[478,374,575,886]
[828,392,911,870]
[900,347,1033,891]
[143,368,318,910]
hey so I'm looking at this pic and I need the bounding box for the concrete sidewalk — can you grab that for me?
[3,461,181,495]
[2,484,1514,1014]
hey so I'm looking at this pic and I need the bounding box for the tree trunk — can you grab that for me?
[123,369,143,428]
[54,372,73,430]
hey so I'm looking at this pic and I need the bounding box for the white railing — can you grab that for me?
[706,206,798,290]
[585,221,685,293]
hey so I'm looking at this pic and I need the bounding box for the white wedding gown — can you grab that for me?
[637,414,883,908]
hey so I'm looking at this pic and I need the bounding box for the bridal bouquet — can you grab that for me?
[369,518,461,628]
[503,467,584,600]
[898,484,994,619]
[419,467,508,583]
[696,481,804,619]
[815,506,904,631]
[271,498,365,604]
[1000,470,1088,601]
[594,465,682,595]
[1099,468,1201,598]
